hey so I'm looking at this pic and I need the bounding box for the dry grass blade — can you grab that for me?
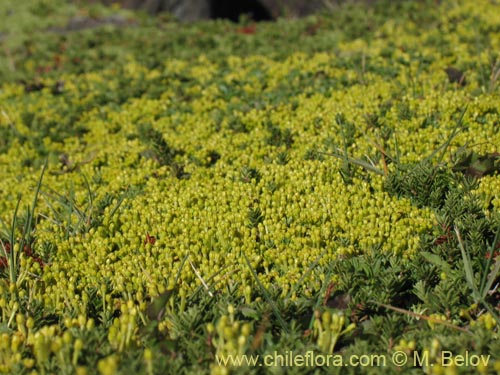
[189,259,214,297]
[376,303,471,334]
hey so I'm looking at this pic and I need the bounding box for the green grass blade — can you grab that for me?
[421,251,454,276]
[108,193,127,219]
[174,252,190,287]
[242,251,289,333]
[423,106,467,165]
[393,132,401,166]
[286,248,327,301]
[480,299,500,328]
[8,198,22,284]
[24,160,47,247]
[82,173,94,230]
[481,255,500,301]
[480,223,500,298]
[319,150,385,175]
[455,225,481,301]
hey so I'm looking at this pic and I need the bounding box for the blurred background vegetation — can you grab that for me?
[0,0,437,84]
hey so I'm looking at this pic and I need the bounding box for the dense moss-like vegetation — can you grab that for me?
[0,0,499,374]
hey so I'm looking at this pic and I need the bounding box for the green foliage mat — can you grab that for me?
[0,0,500,374]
